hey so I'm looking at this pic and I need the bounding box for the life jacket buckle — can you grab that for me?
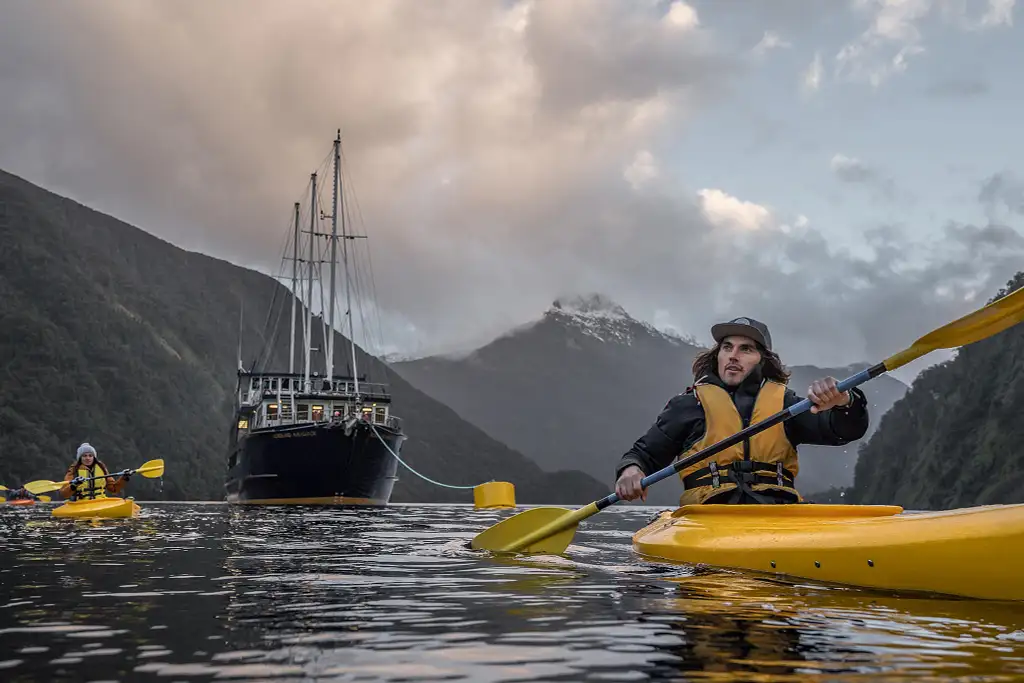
[727,460,757,486]
[709,462,720,488]
[777,462,784,487]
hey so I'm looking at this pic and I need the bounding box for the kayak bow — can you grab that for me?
[51,496,141,519]
[632,503,1024,601]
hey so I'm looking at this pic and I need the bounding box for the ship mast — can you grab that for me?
[338,132,360,396]
[289,201,299,375]
[327,132,340,383]
[304,172,316,389]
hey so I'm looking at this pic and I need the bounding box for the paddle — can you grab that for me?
[471,285,1024,554]
[24,459,165,495]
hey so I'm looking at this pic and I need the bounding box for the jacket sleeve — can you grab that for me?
[616,393,704,480]
[106,475,127,494]
[59,468,74,499]
[783,386,869,446]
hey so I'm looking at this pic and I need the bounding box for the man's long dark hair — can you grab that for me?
[691,341,791,383]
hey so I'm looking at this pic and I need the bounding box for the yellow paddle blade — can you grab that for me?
[37,495,51,502]
[471,507,578,554]
[134,459,164,478]
[24,479,65,495]
[884,285,1024,370]
[0,485,8,491]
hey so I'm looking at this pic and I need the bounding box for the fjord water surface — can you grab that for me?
[0,502,1022,682]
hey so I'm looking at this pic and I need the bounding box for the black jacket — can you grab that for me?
[616,365,869,481]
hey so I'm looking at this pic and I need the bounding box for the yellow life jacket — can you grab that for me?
[71,464,109,500]
[676,378,802,505]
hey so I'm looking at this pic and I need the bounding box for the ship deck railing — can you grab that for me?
[240,374,392,400]
[249,413,402,431]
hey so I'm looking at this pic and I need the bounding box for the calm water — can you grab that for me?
[1,502,1022,682]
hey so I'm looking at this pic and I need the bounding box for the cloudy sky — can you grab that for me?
[2,0,1022,382]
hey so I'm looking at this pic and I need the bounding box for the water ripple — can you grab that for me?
[0,502,1021,681]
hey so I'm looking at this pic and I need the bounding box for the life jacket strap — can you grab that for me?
[682,460,795,491]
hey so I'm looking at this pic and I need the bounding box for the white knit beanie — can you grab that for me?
[77,442,97,458]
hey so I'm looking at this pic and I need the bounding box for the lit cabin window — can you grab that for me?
[237,419,249,429]
[312,405,324,421]
[268,403,279,419]
[375,407,386,423]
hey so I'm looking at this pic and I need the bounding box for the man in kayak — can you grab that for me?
[614,317,869,505]
[60,442,131,501]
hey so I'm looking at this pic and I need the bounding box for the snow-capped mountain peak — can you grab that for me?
[550,293,629,320]
[544,293,696,347]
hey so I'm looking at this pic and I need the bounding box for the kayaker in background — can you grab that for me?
[2,486,39,502]
[615,317,869,505]
[60,443,131,501]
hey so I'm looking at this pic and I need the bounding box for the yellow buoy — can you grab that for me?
[473,481,516,509]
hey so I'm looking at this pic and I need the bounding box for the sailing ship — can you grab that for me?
[224,131,407,505]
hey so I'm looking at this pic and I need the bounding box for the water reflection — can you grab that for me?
[0,502,1021,681]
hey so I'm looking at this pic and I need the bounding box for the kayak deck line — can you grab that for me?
[632,502,1024,601]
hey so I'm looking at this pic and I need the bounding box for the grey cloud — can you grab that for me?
[0,0,1019,380]
[925,77,991,98]
[979,171,1024,217]
[829,153,899,201]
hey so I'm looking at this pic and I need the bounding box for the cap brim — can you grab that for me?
[711,323,768,350]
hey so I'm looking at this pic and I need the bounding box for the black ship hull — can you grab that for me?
[225,420,405,505]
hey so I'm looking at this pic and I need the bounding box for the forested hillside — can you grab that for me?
[846,272,1024,509]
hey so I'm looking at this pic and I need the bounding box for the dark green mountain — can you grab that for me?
[845,272,1024,509]
[0,168,609,504]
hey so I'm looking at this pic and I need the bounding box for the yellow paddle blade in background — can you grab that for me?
[24,479,64,495]
[134,459,165,478]
[884,285,1024,371]
[470,507,579,554]
[37,495,51,502]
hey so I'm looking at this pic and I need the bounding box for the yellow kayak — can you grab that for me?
[632,503,1024,601]
[52,496,140,519]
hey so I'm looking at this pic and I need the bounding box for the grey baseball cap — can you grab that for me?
[711,316,772,352]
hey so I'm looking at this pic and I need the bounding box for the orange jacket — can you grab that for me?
[60,460,128,499]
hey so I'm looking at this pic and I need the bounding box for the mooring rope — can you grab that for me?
[369,423,482,490]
